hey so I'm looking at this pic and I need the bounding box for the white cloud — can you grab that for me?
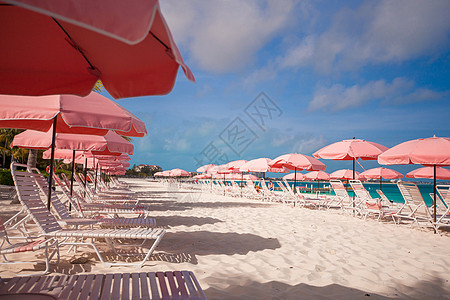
[308,77,448,111]
[280,0,450,73]
[291,136,327,154]
[160,0,298,73]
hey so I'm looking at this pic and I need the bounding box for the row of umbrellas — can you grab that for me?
[0,1,194,208]
[196,137,450,230]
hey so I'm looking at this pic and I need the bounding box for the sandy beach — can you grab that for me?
[1,178,449,299]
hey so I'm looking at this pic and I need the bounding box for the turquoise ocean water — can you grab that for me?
[217,180,435,206]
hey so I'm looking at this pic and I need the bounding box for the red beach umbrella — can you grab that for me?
[378,136,450,229]
[0,0,194,99]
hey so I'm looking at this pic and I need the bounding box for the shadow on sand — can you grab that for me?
[152,231,281,265]
[155,215,223,228]
[203,276,450,299]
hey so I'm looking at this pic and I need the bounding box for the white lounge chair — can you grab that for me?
[329,180,359,214]
[0,216,59,276]
[394,181,433,229]
[11,163,165,268]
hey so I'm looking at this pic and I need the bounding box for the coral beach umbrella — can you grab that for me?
[0,0,194,99]
[378,136,450,228]
[406,167,450,180]
[239,158,288,173]
[169,168,190,177]
[283,173,305,181]
[360,167,403,190]
[330,169,361,180]
[314,138,388,182]
[269,153,326,192]
[304,171,330,181]
[196,164,216,173]
[12,129,134,155]
[0,92,146,209]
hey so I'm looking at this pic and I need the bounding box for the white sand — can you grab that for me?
[1,178,449,299]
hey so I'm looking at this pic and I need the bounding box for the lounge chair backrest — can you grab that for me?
[11,163,63,234]
[349,180,372,200]
[0,216,6,239]
[397,181,431,218]
[330,179,350,199]
[29,168,72,220]
[376,189,392,203]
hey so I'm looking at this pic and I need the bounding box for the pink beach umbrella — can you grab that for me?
[304,171,330,181]
[196,164,216,173]
[314,138,388,181]
[378,136,450,228]
[169,168,190,177]
[0,0,194,99]
[330,169,361,180]
[406,167,450,180]
[239,158,288,173]
[12,129,134,155]
[193,174,211,179]
[304,170,330,189]
[0,92,146,208]
[269,153,326,192]
[283,173,305,181]
[360,167,404,190]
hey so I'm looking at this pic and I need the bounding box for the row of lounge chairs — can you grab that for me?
[187,177,450,233]
[1,163,207,299]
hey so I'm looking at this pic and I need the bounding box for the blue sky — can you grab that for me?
[109,0,450,176]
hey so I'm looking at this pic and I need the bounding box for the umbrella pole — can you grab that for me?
[380,178,382,191]
[433,164,437,234]
[294,167,297,194]
[241,172,243,197]
[94,162,99,192]
[47,117,57,211]
[352,157,355,216]
[69,150,76,211]
[83,158,88,198]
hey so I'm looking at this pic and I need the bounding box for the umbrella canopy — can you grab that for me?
[304,171,330,181]
[169,168,190,177]
[193,174,212,179]
[406,167,450,180]
[269,153,326,193]
[196,164,216,173]
[360,167,404,180]
[330,169,362,180]
[12,129,134,155]
[378,136,450,230]
[269,153,326,171]
[225,160,248,172]
[240,158,288,173]
[154,172,164,177]
[313,139,388,161]
[0,0,194,99]
[0,92,147,137]
[283,173,305,180]
[378,137,450,166]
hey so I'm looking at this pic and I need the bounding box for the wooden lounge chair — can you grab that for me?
[0,216,59,276]
[0,271,206,299]
[11,163,165,267]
